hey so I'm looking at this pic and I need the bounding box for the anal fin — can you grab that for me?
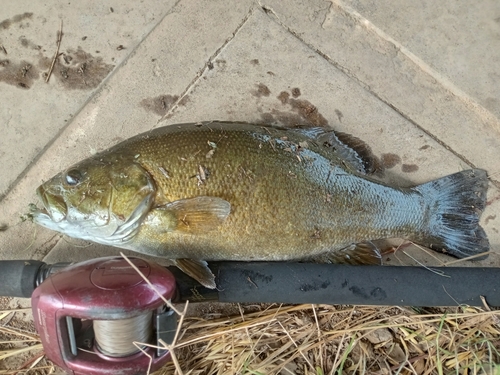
[173,258,216,289]
[313,241,382,265]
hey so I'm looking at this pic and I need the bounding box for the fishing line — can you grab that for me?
[94,311,153,357]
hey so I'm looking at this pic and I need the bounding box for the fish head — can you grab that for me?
[32,154,156,244]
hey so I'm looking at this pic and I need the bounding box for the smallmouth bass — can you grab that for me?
[32,122,490,287]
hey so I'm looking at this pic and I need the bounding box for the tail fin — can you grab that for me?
[414,169,489,260]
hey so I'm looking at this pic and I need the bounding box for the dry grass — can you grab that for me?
[2,302,500,375]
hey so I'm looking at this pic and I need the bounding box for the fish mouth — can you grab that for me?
[34,185,68,223]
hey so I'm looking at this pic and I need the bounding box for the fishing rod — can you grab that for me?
[2,257,499,306]
[1,257,499,375]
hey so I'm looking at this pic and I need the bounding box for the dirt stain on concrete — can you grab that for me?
[380,153,401,169]
[0,59,39,89]
[178,95,190,106]
[140,94,180,116]
[260,89,329,128]
[39,47,114,90]
[291,87,301,98]
[1,46,113,90]
[485,214,496,225]
[277,91,289,104]
[252,83,271,98]
[287,98,328,127]
[335,109,343,122]
[261,111,306,128]
[0,12,33,30]
[19,37,41,50]
[401,164,419,173]
[250,59,259,65]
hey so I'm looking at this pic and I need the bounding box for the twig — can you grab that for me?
[46,20,63,83]
[480,295,500,325]
[13,351,45,375]
[402,250,450,277]
[443,251,494,266]
[120,252,182,315]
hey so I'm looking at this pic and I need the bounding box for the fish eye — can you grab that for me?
[65,169,83,186]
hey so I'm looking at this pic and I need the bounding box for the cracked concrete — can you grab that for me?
[1,0,500,272]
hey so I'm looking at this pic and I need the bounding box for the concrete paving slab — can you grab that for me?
[1,1,499,271]
[260,0,500,187]
[0,0,178,197]
[343,0,500,118]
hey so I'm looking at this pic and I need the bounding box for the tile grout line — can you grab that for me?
[258,2,500,189]
[156,6,256,125]
[0,0,183,204]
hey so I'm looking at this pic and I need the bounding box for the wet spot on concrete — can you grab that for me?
[380,153,401,169]
[419,145,430,150]
[402,164,419,173]
[291,87,301,98]
[487,195,500,206]
[252,83,271,98]
[0,59,39,89]
[485,215,497,225]
[19,37,41,50]
[265,89,329,127]
[260,110,306,128]
[277,91,289,104]
[288,98,328,127]
[140,94,179,116]
[250,59,259,65]
[0,12,33,30]
[178,95,190,106]
[335,109,343,122]
[214,59,226,70]
[39,46,114,90]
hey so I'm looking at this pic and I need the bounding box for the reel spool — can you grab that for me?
[31,256,177,375]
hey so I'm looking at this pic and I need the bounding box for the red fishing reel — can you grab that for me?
[31,256,177,375]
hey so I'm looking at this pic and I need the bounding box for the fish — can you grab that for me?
[31,121,490,288]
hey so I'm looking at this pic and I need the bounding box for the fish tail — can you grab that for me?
[413,169,489,259]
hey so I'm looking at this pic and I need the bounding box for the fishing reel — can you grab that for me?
[31,256,177,375]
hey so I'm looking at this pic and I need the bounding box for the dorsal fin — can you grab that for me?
[291,127,382,175]
[333,131,383,175]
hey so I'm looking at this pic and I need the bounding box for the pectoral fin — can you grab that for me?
[312,241,382,265]
[151,196,231,234]
[173,258,216,289]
